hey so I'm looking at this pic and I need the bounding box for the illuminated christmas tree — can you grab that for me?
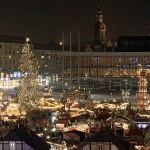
[17,38,40,112]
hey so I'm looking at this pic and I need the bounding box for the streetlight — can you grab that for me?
[110,93,112,100]
[59,41,63,46]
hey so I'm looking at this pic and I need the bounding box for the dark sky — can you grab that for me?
[0,0,149,43]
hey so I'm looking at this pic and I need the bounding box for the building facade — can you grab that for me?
[0,9,149,93]
[0,35,150,92]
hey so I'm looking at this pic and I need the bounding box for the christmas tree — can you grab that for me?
[17,38,40,112]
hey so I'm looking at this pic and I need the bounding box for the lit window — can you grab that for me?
[97,144,103,150]
[9,141,16,150]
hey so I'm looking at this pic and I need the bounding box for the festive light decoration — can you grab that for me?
[17,38,40,112]
[137,64,150,111]
[5,103,26,117]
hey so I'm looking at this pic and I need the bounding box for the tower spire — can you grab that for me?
[96,9,103,23]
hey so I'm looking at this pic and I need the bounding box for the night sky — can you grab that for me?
[0,0,149,43]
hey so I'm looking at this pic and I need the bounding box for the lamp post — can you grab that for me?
[110,93,112,100]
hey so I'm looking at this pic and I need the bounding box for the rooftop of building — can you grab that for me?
[0,34,25,44]
[78,128,135,150]
[0,34,61,50]
[2,124,50,150]
[117,36,150,52]
[127,127,143,137]
[33,42,61,50]
[0,34,149,52]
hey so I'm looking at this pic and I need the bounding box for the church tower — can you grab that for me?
[94,9,106,45]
